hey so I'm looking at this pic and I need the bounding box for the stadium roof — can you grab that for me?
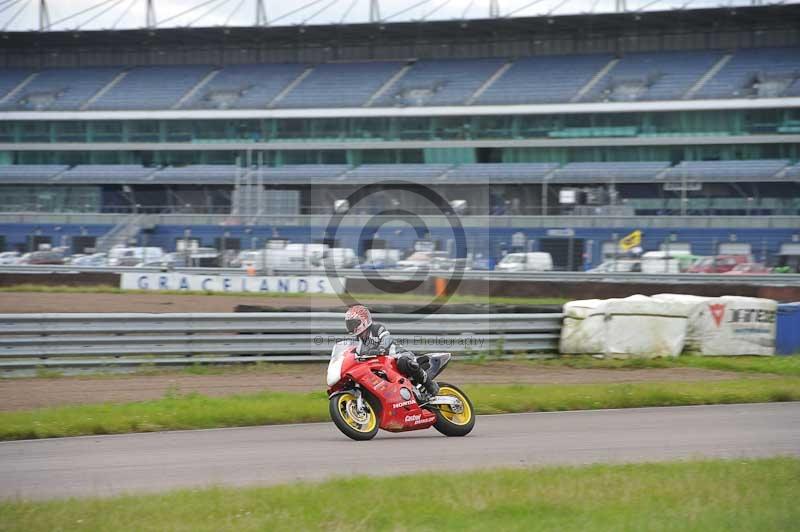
[2,4,799,52]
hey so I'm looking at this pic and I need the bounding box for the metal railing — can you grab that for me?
[1,263,799,285]
[1,212,799,229]
[0,312,563,369]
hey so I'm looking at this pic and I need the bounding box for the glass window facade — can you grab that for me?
[0,108,797,146]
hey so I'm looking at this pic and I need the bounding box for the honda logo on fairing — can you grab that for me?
[393,400,415,409]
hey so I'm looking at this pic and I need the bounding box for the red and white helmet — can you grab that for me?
[345,305,372,336]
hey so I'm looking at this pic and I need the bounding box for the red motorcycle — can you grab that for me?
[326,342,476,441]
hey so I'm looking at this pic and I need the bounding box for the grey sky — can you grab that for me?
[0,0,793,31]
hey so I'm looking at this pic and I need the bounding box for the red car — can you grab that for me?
[688,255,751,274]
[17,250,65,265]
[722,263,771,275]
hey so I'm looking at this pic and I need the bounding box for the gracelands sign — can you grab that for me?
[121,273,343,294]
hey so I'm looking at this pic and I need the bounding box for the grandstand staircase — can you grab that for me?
[174,69,220,109]
[269,67,314,108]
[365,63,413,107]
[683,53,733,99]
[82,70,128,110]
[96,213,147,253]
[466,61,512,105]
[0,72,38,105]
[571,58,619,102]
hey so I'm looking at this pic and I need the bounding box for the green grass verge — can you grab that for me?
[11,354,798,380]
[1,458,797,531]
[516,354,800,378]
[1,379,798,441]
[0,284,568,305]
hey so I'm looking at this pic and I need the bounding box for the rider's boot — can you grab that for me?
[421,372,439,397]
[398,355,439,399]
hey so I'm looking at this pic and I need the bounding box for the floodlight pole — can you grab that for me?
[369,0,381,23]
[255,0,267,26]
[615,0,627,12]
[146,0,157,29]
[39,0,51,31]
[490,0,500,18]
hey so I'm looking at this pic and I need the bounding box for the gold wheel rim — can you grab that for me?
[437,386,472,426]
[337,393,376,433]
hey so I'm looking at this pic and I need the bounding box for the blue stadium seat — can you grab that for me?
[276,62,405,108]
[0,165,68,183]
[182,63,307,109]
[446,163,559,183]
[476,54,613,104]
[784,162,800,179]
[372,59,505,107]
[551,161,671,182]
[2,67,122,110]
[153,165,240,184]
[695,47,800,99]
[581,51,721,102]
[661,159,791,181]
[89,66,213,110]
[345,164,452,181]
[0,69,34,101]
[57,165,156,184]
[247,165,351,184]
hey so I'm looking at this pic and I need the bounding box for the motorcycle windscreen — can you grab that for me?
[327,340,357,387]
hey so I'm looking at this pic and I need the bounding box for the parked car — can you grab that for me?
[70,253,108,267]
[640,251,696,274]
[311,248,358,269]
[108,246,165,266]
[360,249,400,269]
[722,263,771,275]
[496,252,553,272]
[587,259,641,273]
[397,251,441,270]
[17,250,65,265]
[235,244,326,272]
[0,251,20,265]
[687,255,752,274]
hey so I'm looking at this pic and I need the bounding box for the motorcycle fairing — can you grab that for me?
[342,356,436,432]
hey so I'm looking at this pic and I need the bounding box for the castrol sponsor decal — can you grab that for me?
[404,414,422,422]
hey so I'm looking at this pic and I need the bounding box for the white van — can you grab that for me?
[108,246,164,266]
[237,243,348,272]
[320,248,358,269]
[362,249,400,269]
[640,250,693,274]
[496,252,553,272]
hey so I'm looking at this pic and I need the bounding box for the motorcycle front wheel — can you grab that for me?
[431,382,475,437]
[329,391,380,441]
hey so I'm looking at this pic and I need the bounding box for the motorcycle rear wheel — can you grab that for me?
[431,382,475,437]
[329,391,380,441]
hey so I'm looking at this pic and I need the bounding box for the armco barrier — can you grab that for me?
[0,312,562,369]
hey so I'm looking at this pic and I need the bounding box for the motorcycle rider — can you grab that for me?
[345,305,439,397]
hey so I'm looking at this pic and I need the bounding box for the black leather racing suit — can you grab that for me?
[356,322,437,395]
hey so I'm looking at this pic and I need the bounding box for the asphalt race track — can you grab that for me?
[1,402,798,500]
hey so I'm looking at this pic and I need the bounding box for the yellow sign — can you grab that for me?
[619,230,642,251]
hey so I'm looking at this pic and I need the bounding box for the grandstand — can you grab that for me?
[0,3,799,270]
